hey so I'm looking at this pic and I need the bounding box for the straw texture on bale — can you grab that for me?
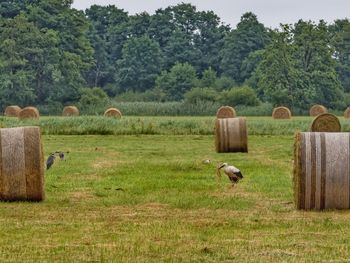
[309,104,327,116]
[18,107,40,120]
[104,108,122,118]
[294,132,350,210]
[63,106,79,116]
[272,107,292,119]
[311,113,341,132]
[0,127,44,201]
[344,107,350,119]
[4,105,21,117]
[215,117,248,153]
[216,106,236,119]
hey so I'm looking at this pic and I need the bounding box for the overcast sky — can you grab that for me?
[72,0,349,29]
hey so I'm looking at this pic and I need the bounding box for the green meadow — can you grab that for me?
[0,117,350,261]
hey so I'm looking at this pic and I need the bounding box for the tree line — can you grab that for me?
[0,0,350,112]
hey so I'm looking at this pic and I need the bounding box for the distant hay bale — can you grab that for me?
[216,106,236,119]
[344,107,350,119]
[311,113,341,132]
[215,117,248,153]
[309,104,327,117]
[4,105,21,117]
[63,106,79,116]
[294,132,350,210]
[104,108,122,118]
[272,106,292,119]
[0,127,44,201]
[18,107,40,120]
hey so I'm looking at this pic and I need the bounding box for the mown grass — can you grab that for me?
[1,134,350,261]
[1,115,350,136]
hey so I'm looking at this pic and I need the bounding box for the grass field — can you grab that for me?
[1,115,350,136]
[1,128,350,261]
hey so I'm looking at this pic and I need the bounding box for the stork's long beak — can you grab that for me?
[218,164,225,169]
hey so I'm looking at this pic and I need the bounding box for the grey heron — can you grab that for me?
[46,153,56,170]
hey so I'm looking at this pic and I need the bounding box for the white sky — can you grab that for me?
[72,0,349,29]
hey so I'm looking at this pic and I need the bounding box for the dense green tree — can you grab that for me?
[156,63,198,100]
[115,35,164,92]
[330,19,350,92]
[85,5,128,90]
[220,12,270,83]
[254,28,313,108]
[199,67,217,88]
[163,29,201,70]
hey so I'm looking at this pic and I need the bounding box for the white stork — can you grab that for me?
[217,163,243,187]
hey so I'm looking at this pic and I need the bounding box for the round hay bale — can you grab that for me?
[18,107,40,120]
[311,113,341,132]
[63,106,79,117]
[294,132,350,210]
[309,104,327,117]
[216,106,236,119]
[272,106,292,119]
[4,105,21,117]
[0,126,44,201]
[104,108,122,118]
[215,117,248,153]
[344,107,350,119]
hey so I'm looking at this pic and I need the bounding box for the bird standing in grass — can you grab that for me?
[46,153,56,170]
[217,163,243,187]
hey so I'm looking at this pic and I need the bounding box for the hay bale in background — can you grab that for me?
[215,117,248,153]
[309,104,327,116]
[216,106,236,119]
[104,108,122,118]
[63,106,79,116]
[294,132,350,210]
[0,127,44,201]
[344,107,350,119]
[18,107,40,120]
[272,106,292,119]
[311,113,341,132]
[4,105,21,117]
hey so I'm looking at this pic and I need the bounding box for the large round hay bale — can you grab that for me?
[272,106,292,119]
[311,113,341,132]
[215,117,248,153]
[216,106,236,119]
[18,107,40,120]
[104,108,122,118]
[4,105,21,117]
[294,132,350,210]
[0,127,44,201]
[309,104,327,117]
[63,106,79,116]
[344,107,350,119]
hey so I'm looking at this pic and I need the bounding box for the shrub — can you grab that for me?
[218,86,260,106]
[184,87,217,104]
[78,87,110,115]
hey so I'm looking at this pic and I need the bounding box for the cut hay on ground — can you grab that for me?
[309,104,327,116]
[272,106,291,119]
[216,106,236,119]
[4,105,21,117]
[104,108,122,118]
[215,117,248,153]
[294,132,350,210]
[310,113,341,132]
[18,107,40,120]
[0,127,44,201]
[63,106,79,116]
[344,107,350,119]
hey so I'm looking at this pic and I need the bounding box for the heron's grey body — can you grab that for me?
[46,154,55,170]
[217,163,243,185]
